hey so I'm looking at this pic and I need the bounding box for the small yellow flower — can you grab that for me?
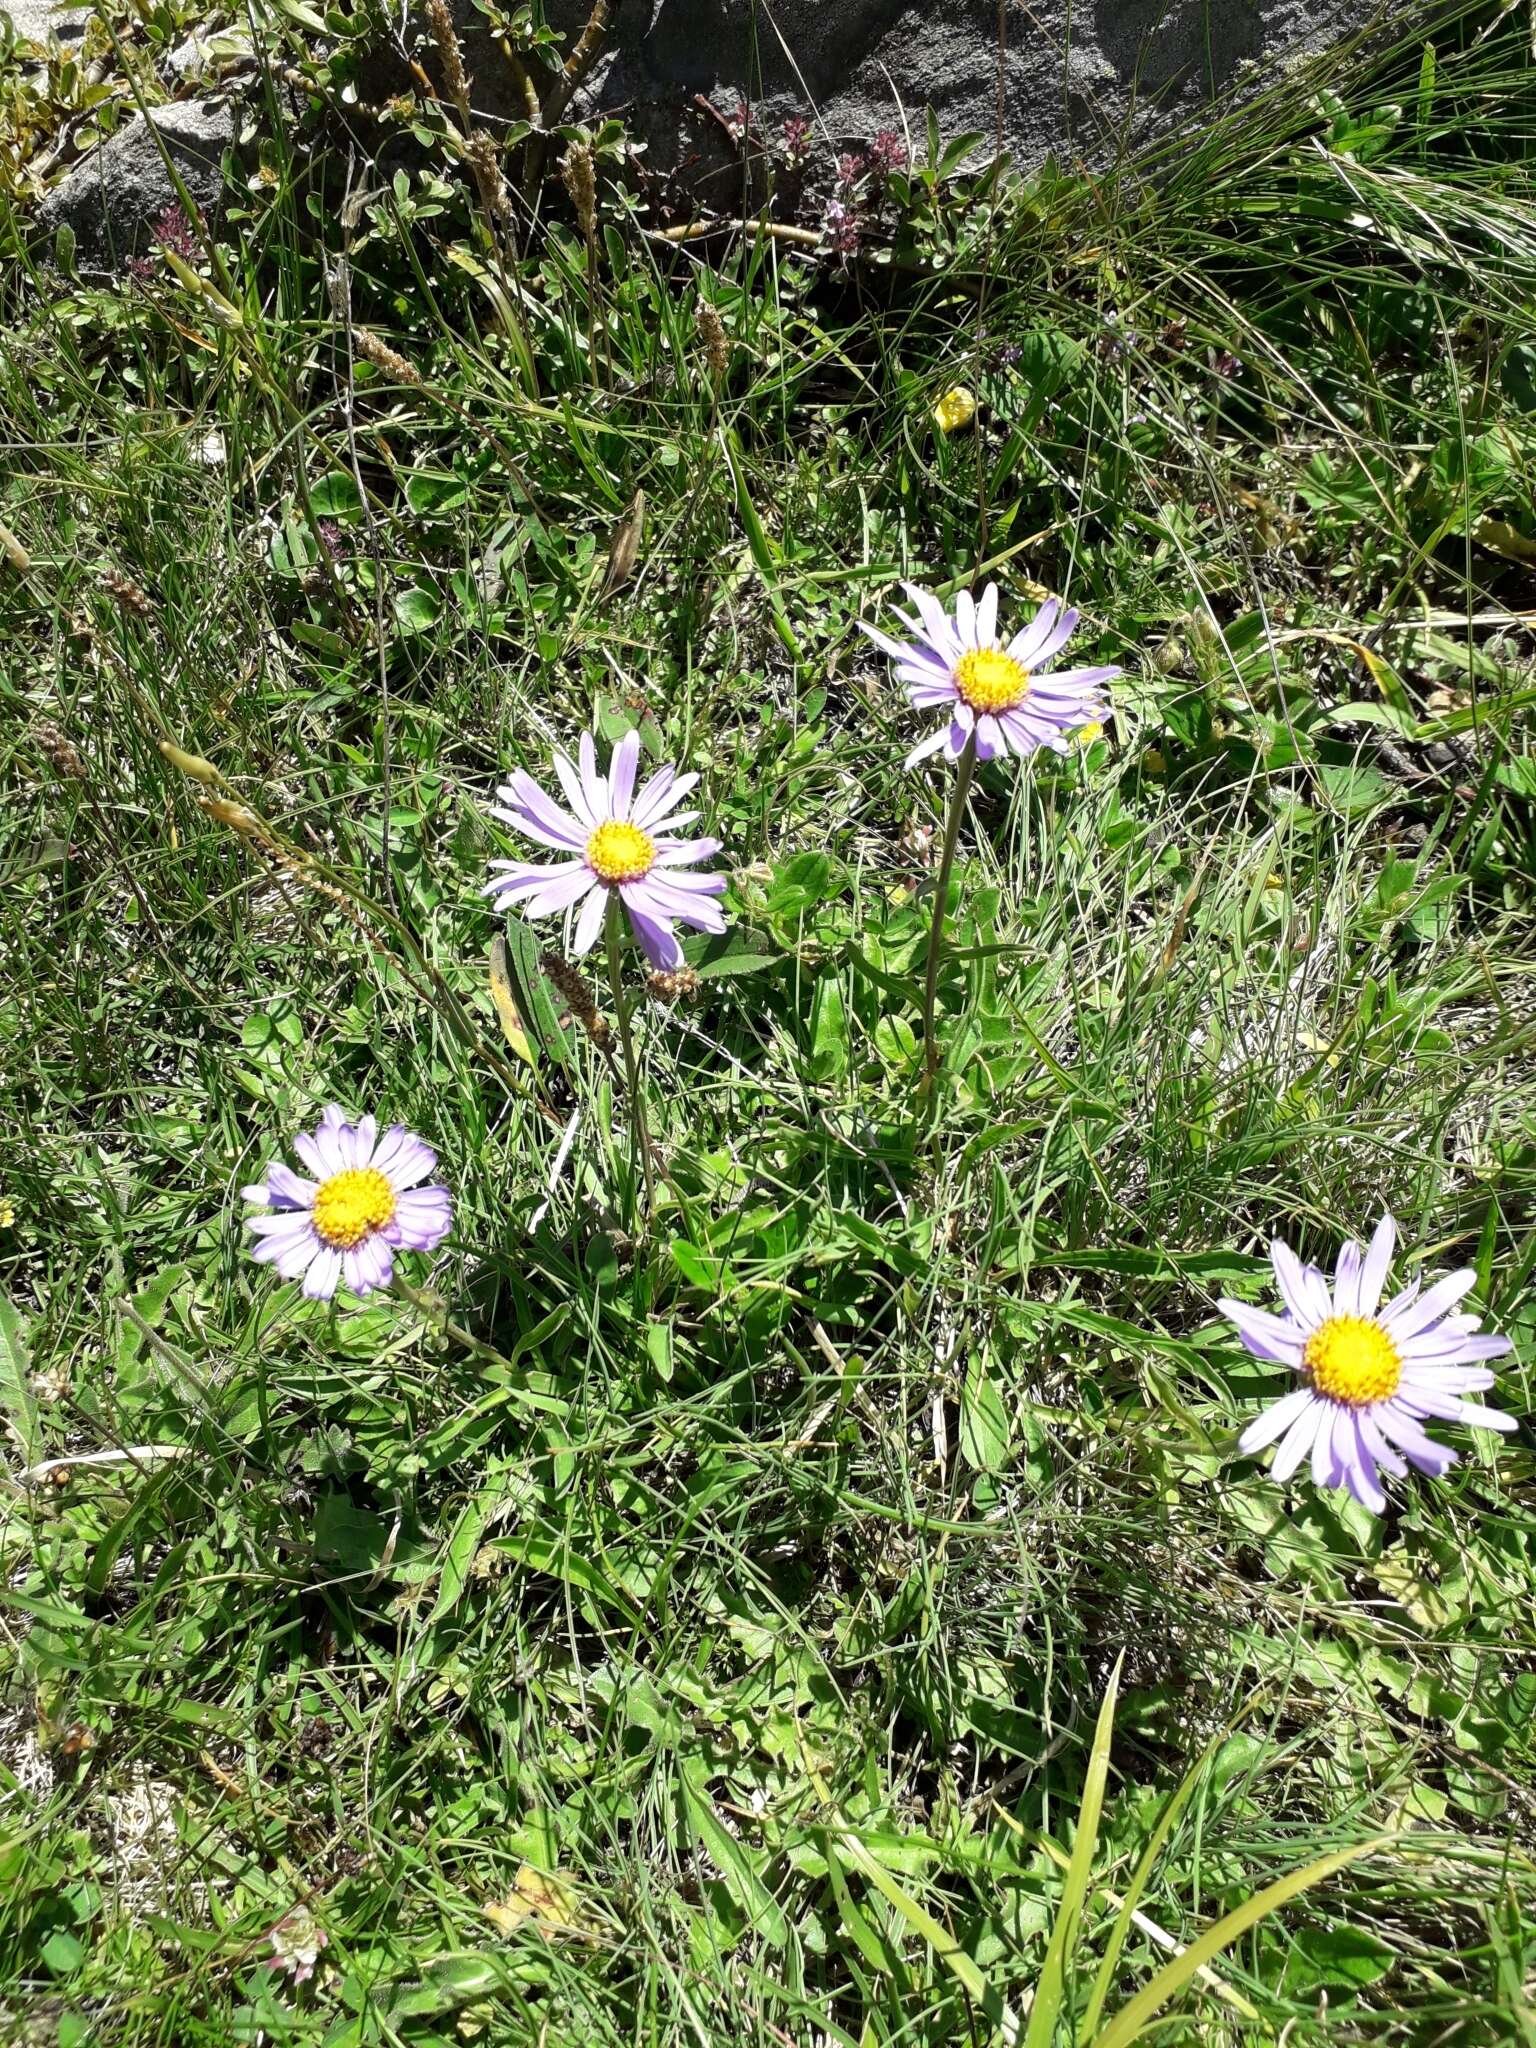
[1075,721,1104,747]
[0,1198,14,1230]
[931,385,977,434]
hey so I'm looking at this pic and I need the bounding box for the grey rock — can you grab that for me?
[35,99,233,268]
[164,22,255,85]
[526,0,1386,197]
[2,0,89,47]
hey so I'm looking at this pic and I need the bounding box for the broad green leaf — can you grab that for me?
[0,1287,42,1470]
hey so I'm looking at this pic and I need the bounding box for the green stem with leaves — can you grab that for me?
[920,735,977,1085]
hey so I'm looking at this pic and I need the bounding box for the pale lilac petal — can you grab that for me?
[1218,1297,1308,1363]
[653,837,723,867]
[490,804,587,855]
[610,728,641,818]
[572,882,608,956]
[1007,599,1060,668]
[904,726,951,770]
[1332,1240,1363,1316]
[351,1115,378,1167]
[266,1163,317,1210]
[499,772,587,849]
[948,714,972,758]
[1338,1413,1386,1513]
[1029,663,1120,695]
[551,748,599,830]
[1238,1385,1316,1453]
[626,876,726,931]
[1357,1214,1396,1315]
[251,1218,323,1279]
[954,587,977,649]
[392,1187,452,1251]
[1312,1406,1341,1489]
[1270,1397,1327,1482]
[1399,1331,1511,1366]
[1398,1363,1497,1395]
[577,731,607,820]
[633,772,700,830]
[1358,1408,1406,1477]
[486,858,587,902]
[1027,606,1081,669]
[1270,1240,1331,1329]
[909,680,962,707]
[625,902,683,969]
[302,1246,343,1301]
[973,714,1006,762]
[975,582,999,647]
[1381,1269,1478,1339]
[902,583,965,663]
[371,1129,437,1188]
[1375,1404,1457,1476]
[1398,1390,1517,1433]
[520,867,601,917]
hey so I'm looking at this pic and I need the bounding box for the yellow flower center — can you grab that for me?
[312,1167,396,1250]
[952,647,1030,713]
[932,385,977,432]
[1303,1315,1402,1407]
[586,819,655,884]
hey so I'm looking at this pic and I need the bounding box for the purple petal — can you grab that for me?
[975,582,999,647]
[486,858,587,902]
[350,1115,379,1167]
[902,583,964,663]
[1027,605,1081,669]
[1337,1413,1386,1513]
[499,771,587,849]
[624,901,683,969]
[1399,1331,1511,1366]
[1358,1408,1406,1477]
[953,587,977,649]
[909,680,961,707]
[625,876,725,932]
[1398,1389,1516,1433]
[610,729,641,818]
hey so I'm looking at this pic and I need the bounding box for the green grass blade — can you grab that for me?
[1089,1839,1387,2048]
[1025,1651,1124,2048]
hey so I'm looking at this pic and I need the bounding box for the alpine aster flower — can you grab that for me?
[244,1106,452,1300]
[861,582,1120,769]
[485,729,726,972]
[1220,1214,1518,1514]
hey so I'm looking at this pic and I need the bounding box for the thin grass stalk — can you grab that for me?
[604,894,656,1212]
[920,734,977,1084]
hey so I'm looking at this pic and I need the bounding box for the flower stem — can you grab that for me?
[920,734,977,1084]
[604,894,657,1211]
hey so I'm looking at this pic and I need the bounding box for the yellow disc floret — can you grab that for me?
[1303,1315,1402,1407]
[312,1167,396,1250]
[952,647,1030,714]
[586,819,656,883]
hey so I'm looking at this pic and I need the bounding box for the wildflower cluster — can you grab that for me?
[236,583,1519,1520]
